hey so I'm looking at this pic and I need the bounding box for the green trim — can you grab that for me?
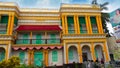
[52,50,58,62]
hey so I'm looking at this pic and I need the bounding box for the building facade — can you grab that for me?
[0,2,110,66]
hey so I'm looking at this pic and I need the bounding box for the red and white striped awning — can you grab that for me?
[12,46,63,50]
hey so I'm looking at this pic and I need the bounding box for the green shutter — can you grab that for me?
[52,50,58,62]
[90,17,97,24]
[0,50,5,61]
[79,17,87,33]
[34,52,43,66]
[69,48,73,60]
[67,16,75,33]
[36,34,42,44]
[1,16,8,24]
[23,34,29,44]
[90,17,98,33]
[95,49,98,59]
[14,17,18,25]
[50,34,56,44]
[19,51,25,64]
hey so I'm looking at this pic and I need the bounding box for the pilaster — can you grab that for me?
[98,15,104,34]
[90,43,96,62]
[62,15,66,34]
[9,13,15,35]
[7,14,12,35]
[103,41,110,62]
[65,15,68,34]
[74,15,78,34]
[78,43,83,63]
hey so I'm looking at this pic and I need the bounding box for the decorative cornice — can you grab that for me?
[0,35,13,40]
[62,34,106,39]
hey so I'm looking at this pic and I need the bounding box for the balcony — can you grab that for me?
[15,39,61,44]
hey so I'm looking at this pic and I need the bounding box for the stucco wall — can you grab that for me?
[48,49,63,66]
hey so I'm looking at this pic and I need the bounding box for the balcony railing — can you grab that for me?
[80,30,87,34]
[92,30,98,33]
[15,39,61,44]
[0,30,7,34]
[68,30,75,34]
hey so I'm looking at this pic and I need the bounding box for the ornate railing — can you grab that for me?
[15,39,61,44]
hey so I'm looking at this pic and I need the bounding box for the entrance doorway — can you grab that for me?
[82,53,88,62]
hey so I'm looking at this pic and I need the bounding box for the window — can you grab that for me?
[34,52,43,66]
[14,17,18,25]
[19,51,25,64]
[23,34,29,44]
[90,17,98,33]
[0,15,8,24]
[69,48,73,60]
[36,34,42,44]
[52,50,58,62]
[0,50,5,61]
[67,16,75,34]
[79,17,87,33]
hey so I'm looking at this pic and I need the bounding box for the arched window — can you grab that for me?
[19,51,25,64]
[52,50,58,62]
[69,48,73,60]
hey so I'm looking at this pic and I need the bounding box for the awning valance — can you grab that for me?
[16,25,62,31]
[12,46,63,50]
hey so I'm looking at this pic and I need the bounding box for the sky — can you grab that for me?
[0,0,120,12]
[0,0,120,33]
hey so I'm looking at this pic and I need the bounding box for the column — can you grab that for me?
[7,13,12,35]
[103,41,110,62]
[62,15,66,34]
[90,43,96,62]
[96,16,101,33]
[28,50,32,65]
[9,13,15,35]
[66,45,68,64]
[65,15,68,34]
[30,32,32,44]
[74,15,78,34]
[98,15,104,34]
[31,50,34,64]
[78,43,83,63]
[76,15,80,34]
[44,50,48,66]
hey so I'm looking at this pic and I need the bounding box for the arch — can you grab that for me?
[82,45,92,62]
[0,47,5,61]
[68,46,79,63]
[94,45,104,61]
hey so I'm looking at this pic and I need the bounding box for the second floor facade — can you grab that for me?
[0,2,105,45]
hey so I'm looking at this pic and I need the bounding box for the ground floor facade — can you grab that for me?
[0,41,110,67]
